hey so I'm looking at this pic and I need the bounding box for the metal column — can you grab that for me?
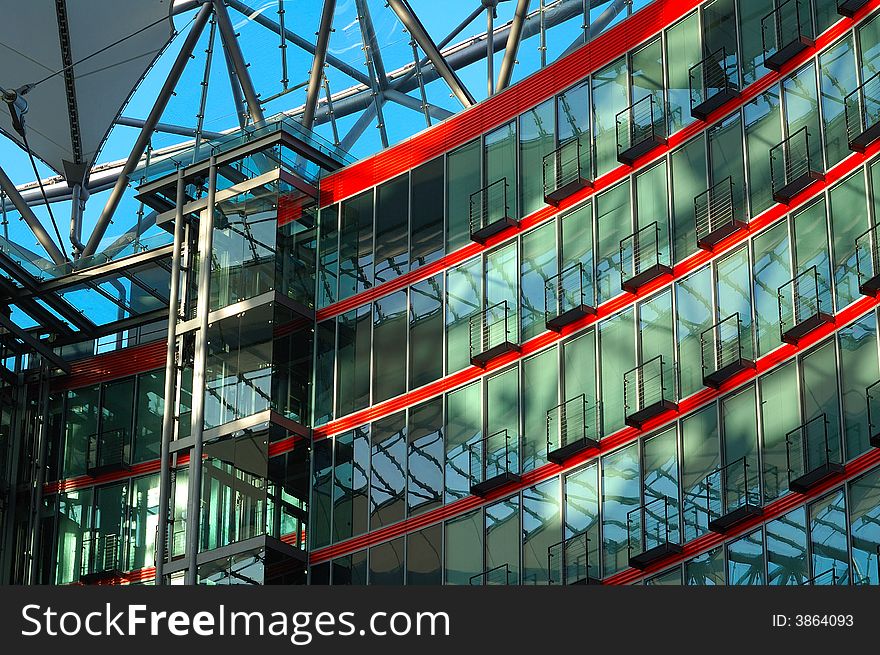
[184,156,217,585]
[155,169,186,585]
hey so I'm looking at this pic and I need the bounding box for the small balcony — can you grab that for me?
[865,379,880,448]
[548,532,600,585]
[544,262,596,331]
[770,126,824,204]
[469,178,517,243]
[700,313,755,388]
[856,223,880,296]
[761,0,814,72]
[469,563,513,585]
[624,355,677,429]
[86,428,132,477]
[80,531,122,584]
[689,47,740,121]
[777,266,833,345]
[615,94,666,166]
[468,301,519,367]
[627,496,682,569]
[785,414,844,493]
[542,135,591,204]
[468,429,520,496]
[695,176,746,250]
[703,458,762,533]
[619,222,672,293]
[844,71,880,153]
[838,0,870,18]
[546,394,600,464]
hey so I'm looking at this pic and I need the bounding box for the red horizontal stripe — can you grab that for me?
[52,340,166,392]
[307,293,880,564]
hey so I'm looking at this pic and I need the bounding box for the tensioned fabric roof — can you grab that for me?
[0,0,175,180]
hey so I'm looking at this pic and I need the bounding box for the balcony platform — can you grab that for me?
[471,216,518,244]
[547,435,599,465]
[764,36,814,72]
[697,217,748,251]
[838,0,869,17]
[703,358,755,389]
[708,503,763,534]
[470,471,521,497]
[545,177,591,205]
[691,87,739,122]
[850,121,880,153]
[621,263,672,294]
[617,134,666,166]
[628,542,682,570]
[545,303,596,332]
[780,311,834,345]
[789,462,845,493]
[859,272,880,297]
[471,341,519,367]
[772,170,824,204]
[624,399,678,430]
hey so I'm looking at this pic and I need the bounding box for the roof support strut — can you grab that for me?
[0,164,66,264]
[213,0,265,126]
[80,1,213,258]
[386,0,476,108]
[496,0,531,92]
[302,0,336,128]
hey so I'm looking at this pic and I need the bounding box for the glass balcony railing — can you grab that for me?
[627,496,682,569]
[688,47,739,121]
[785,414,844,493]
[761,0,814,71]
[544,262,595,331]
[468,178,516,243]
[615,94,666,165]
[855,222,880,296]
[770,126,824,203]
[866,379,880,449]
[546,394,600,463]
[469,563,513,585]
[548,532,599,585]
[703,457,762,533]
[467,429,520,496]
[777,265,833,344]
[86,428,132,477]
[619,222,671,293]
[694,176,745,250]
[844,70,880,153]
[623,355,677,429]
[80,531,122,583]
[700,312,755,388]
[468,301,519,366]
[542,134,591,204]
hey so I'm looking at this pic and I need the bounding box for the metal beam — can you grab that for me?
[386,0,476,108]
[302,0,336,128]
[496,0,531,92]
[0,164,66,264]
[213,0,265,126]
[115,116,225,140]
[81,2,213,258]
[0,311,70,373]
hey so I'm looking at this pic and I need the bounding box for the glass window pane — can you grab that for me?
[317,204,338,309]
[447,140,481,251]
[682,405,720,541]
[446,258,481,374]
[521,222,557,341]
[596,181,632,303]
[406,524,442,585]
[602,442,640,575]
[338,190,373,301]
[685,547,725,585]
[374,174,409,285]
[592,57,629,178]
[520,99,556,217]
[486,122,518,218]
[849,467,880,585]
[410,157,444,270]
[839,312,879,459]
[784,62,824,172]
[767,507,808,585]
[486,496,520,584]
[760,362,800,501]
[635,161,670,266]
[409,274,443,389]
[810,490,850,584]
[523,479,561,585]
[666,12,701,134]
[369,537,404,585]
[643,427,680,544]
[820,37,858,167]
[753,221,791,356]
[830,172,869,310]
[446,382,482,502]
[564,463,600,579]
[727,528,765,584]
[523,347,559,470]
[407,398,443,516]
[744,86,782,216]
[600,309,635,436]
[671,136,707,263]
[676,267,713,398]
[370,413,406,529]
[336,306,371,416]
[373,290,407,403]
[445,510,483,585]
[738,0,773,84]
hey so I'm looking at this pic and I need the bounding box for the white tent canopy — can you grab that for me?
[0,0,175,180]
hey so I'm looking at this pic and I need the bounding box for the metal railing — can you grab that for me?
[700,313,750,383]
[469,178,510,237]
[546,394,599,456]
[468,301,516,360]
[154,520,188,564]
[544,262,594,324]
[855,222,880,294]
[777,265,829,341]
[615,94,665,162]
[688,47,739,118]
[627,496,677,561]
[844,71,880,150]
[803,565,842,586]
[81,531,121,579]
[785,414,840,484]
[548,532,593,585]
[703,457,759,524]
[467,429,518,490]
[469,562,512,585]
[761,0,812,69]
[86,427,132,475]
[770,126,819,201]
[694,176,741,248]
[867,379,880,445]
[623,355,676,418]
[619,222,665,290]
[542,134,591,199]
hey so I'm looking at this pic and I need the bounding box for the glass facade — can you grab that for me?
[4,0,880,587]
